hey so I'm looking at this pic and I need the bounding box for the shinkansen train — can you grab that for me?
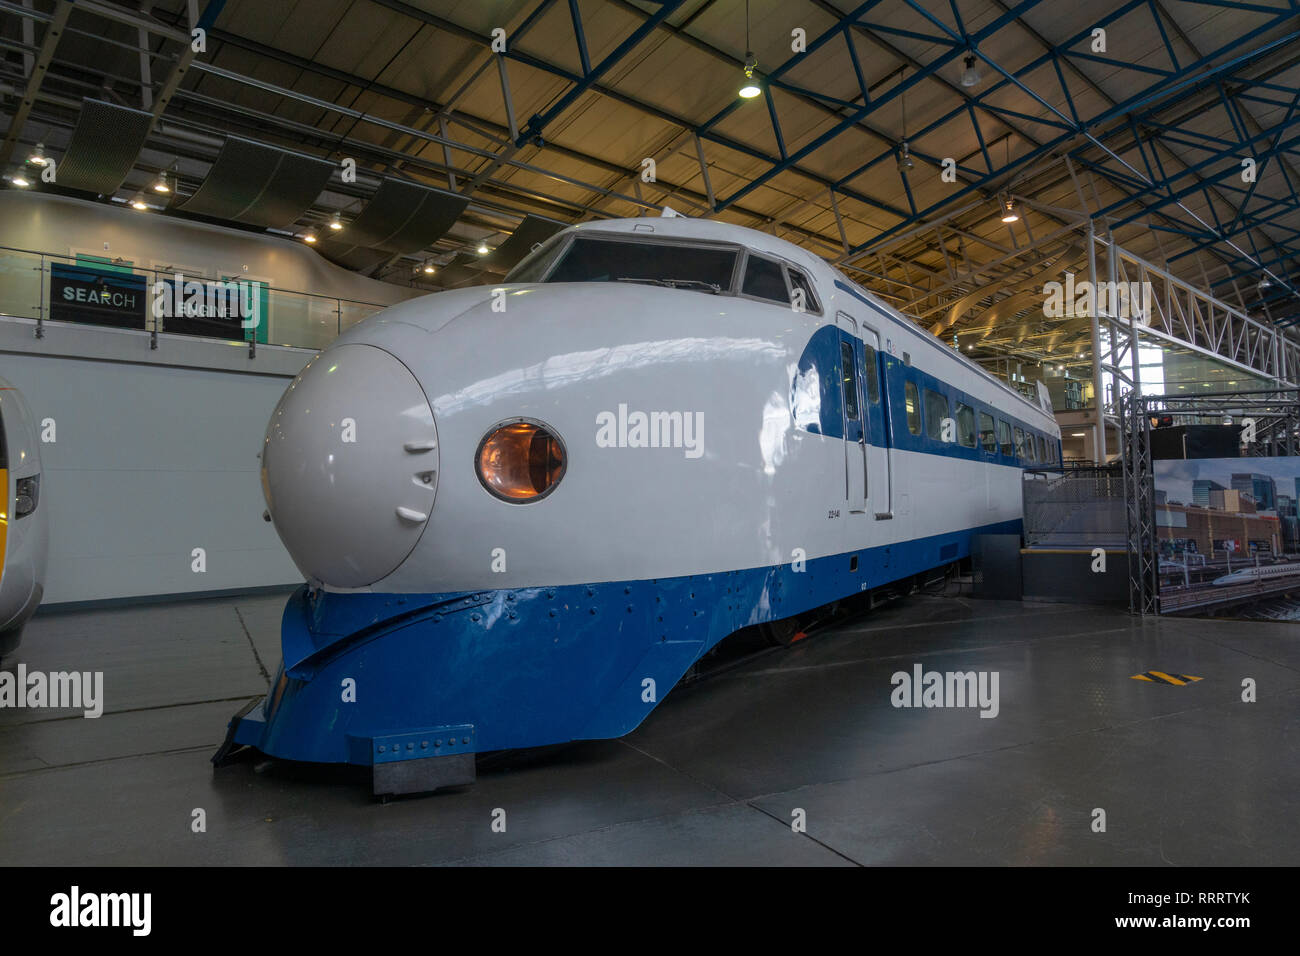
[1213,562,1300,586]
[0,376,48,657]
[216,215,1062,795]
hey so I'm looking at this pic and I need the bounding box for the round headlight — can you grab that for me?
[476,420,566,502]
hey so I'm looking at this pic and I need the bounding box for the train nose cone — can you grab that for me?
[261,344,438,588]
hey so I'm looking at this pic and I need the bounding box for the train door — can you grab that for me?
[835,312,868,513]
[857,323,894,519]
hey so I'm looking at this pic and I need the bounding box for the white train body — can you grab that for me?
[235,216,1061,786]
[1213,563,1300,586]
[0,376,49,655]
[267,217,1057,593]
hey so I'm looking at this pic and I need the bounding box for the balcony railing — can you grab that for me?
[0,243,396,355]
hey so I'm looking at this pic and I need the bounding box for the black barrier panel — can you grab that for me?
[151,276,267,342]
[49,262,147,329]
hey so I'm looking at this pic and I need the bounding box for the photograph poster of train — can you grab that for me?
[1156,457,1300,618]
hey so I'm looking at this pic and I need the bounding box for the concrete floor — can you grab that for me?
[1,591,1297,865]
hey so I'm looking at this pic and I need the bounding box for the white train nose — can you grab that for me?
[261,344,438,588]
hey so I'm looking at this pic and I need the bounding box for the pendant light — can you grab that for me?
[739,1,761,98]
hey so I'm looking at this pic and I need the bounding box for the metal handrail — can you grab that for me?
[0,243,395,354]
[0,242,393,309]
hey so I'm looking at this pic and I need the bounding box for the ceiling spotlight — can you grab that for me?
[422,261,436,274]
[329,213,344,231]
[28,143,49,166]
[303,231,318,244]
[897,142,914,171]
[152,171,170,194]
[477,242,490,255]
[131,193,148,210]
[8,169,30,188]
[1000,196,1020,223]
[739,52,761,99]
[1258,277,1273,291]
[960,55,981,88]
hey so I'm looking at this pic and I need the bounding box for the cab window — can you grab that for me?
[742,255,789,304]
[537,235,738,293]
[504,233,567,283]
[787,267,821,314]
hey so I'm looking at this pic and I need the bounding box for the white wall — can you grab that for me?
[3,343,303,604]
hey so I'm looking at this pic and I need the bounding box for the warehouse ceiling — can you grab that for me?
[1,0,1298,378]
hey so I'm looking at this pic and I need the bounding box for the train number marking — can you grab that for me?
[827,509,840,520]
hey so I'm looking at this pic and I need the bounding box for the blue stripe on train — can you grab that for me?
[234,517,1022,765]
[818,281,1064,468]
[796,324,1061,469]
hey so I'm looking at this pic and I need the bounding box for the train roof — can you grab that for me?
[570,215,1056,427]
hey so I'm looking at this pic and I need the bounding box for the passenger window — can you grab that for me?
[905,381,921,435]
[742,255,789,304]
[979,412,996,454]
[924,389,950,441]
[956,403,977,448]
[1026,434,1038,464]
[1013,427,1026,460]
[787,267,820,314]
[862,344,880,403]
[997,419,1013,456]
[840,341,859,421]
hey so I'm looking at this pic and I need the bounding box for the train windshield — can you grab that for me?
[504,233,569,284]
[507,235,739,294]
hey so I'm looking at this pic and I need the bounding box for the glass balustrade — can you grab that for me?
[0,244,401,353]
[0,248,43,320]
